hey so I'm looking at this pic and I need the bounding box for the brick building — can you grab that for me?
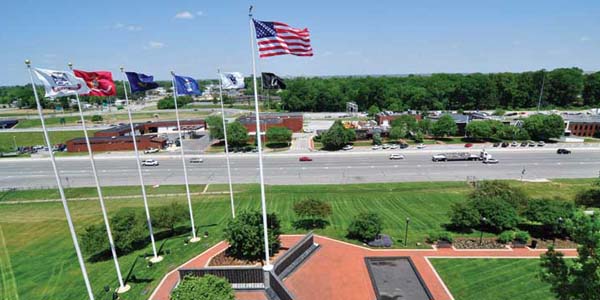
[375,111,422,126]
[94,120,205,138]
[564,115,600,137]
[66,135,167,152]
[237,113,304,133]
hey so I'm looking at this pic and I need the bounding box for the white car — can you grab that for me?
[342,145,354,151]
[389,144,399,150]
[382,144,391,149]
[389,153,405,160]
[372,145,382,150]
[189,158,204,164]
[141,159,159,166]
[483,158,499,164]
[416,144,426,149]
[144,147,159,154]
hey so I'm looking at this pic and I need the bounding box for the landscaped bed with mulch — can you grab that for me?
[208,250,263,266]
[453,238,507,249]
[531,238,578,249]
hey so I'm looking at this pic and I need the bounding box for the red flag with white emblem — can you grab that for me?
[74,70,116,96]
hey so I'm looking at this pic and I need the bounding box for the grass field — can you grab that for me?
[0,130,98,149]
[430,258,553,300]
[0,180,591,300]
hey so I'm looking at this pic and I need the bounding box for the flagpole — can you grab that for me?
[249,6,272,267]
[68,63,129,293]
[120,67,162,263]
[25,60,95,300]
[170,72,200,242]
[218,69,236,218]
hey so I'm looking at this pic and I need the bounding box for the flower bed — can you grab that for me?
[453,238,507,249]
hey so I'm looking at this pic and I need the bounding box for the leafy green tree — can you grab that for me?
[80,224,108,255]
[417,119,432,135]
[226,121,248,147]
[367,105,381,117]
[431,115,457,138]
[583,72,600,106]
[206,115,224,140]
[266,127,292,145]
[412,131,425,143]
[90,115,103,122]
[540,214,600,300]
[545,68,585,107]
[151,202,187,234]
[157,96,193,109]
[372,133,382,145]
[470,180,529,213]
[320,120,353,150]
[524,198,576,236]
[391,115,418,132]
[575,188,600,208]
[223,211,281,261]
[388,126,407,141]
[522,114,565,141]
[347,212,383,242]
[293,199,332,229]
[449,201,480,229]
[171,275,235,300]
[111,210,148,253]
[466,121,493,140]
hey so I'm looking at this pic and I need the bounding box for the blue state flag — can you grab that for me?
[125,72,159,93]
[173,74,202,96]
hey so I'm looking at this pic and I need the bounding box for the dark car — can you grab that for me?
[501,142,509,148]
[493,142,500,147]
[367,234,393,248]
[399,143,409,149]
[299,156,313,162]
[557,148,571,154]
[520,142,528,147]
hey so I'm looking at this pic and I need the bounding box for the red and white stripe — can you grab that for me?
[257,22,313,58]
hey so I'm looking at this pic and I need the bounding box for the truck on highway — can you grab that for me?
[432,150,490,162]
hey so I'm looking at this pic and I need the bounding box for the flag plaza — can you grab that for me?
[24,8,311,299]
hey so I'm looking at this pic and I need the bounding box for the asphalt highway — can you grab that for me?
[1,148,599,189]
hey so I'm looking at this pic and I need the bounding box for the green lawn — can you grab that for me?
[0,180,590,300]
[0,130,98,148]
[430,258,554,300]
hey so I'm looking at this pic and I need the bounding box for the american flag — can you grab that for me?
[253,19,313,58]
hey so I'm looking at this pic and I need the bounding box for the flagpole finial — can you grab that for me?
[25,59,31,67]
[249,5,253,17]
[119,66,124,72]
[68,62,73,68]
[170,71,175,76]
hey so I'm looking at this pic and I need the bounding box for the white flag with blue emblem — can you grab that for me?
[219,72,245,90]
[34,68,91,98]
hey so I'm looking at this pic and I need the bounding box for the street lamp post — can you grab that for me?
[554,217,564,246]
[404,217,410,247]
[479,217,487,245]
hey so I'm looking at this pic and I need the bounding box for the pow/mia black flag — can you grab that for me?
[261,72,286,90]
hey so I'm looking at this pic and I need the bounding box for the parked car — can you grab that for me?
[372,145,382,150]
[520,142,528,147]
[537,141,545,147]
[528,141,536,147]
[190,158,204,163]
[416,144,426,149]
[141,159,159,166]
[389,144,399,150]
[464,143,473,148]
[511,141,518,147]
[493,142,500,147]
[483,158,499,164]
[299,156,313,162]
[144,147,159,154]
[389,153,405,160]
[382,144,391,149]
[399,143,409,149]
[557,148,572,154]
[342,145,353,151]
[501,142,509,148]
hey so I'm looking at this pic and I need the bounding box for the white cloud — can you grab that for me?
[111,22,142,32]
[146,41,165,49]
[175,11,195,19]
[196,11,204,16]
[112,22,124,29]
[580,36,591,42]
[126,25,143,31]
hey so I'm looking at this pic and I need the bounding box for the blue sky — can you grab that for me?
[1,0,599,85]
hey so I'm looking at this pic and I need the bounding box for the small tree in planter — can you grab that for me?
[171,275,235,300]
[427,231,454,248]
[513,231,530,248]
[223,211,281,262]
[497,231,515,245]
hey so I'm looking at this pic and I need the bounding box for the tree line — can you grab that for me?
[279,68,600,112]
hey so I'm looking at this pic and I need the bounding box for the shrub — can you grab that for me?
[223,211,281,261]
[497,231,515,244]
[111,210,148,253]
[80,224,108,255]
[514,231,530,243]
[151,202,187,234]
[575,188,600,208]
[266,127,292,145]
[524,198,576,236]
[171,275,235,300]
[372,133,382,145]
[449,196,520,232]
[91,115,103,122]
[293,199,332,229]
[320,120,355,150]
[347,212,383,242]
[427,231,454,243]
[470,181,529,213]
[449,201,480,230]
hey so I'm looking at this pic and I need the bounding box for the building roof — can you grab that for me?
[563,114,600,123]
[431,113,470,124]
[68,135,164,144]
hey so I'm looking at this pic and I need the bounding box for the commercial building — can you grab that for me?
[93,120,205,138]
[66,135,167,152]
[237,112,303,133]
[375,111,421,126]
[564,115,600,137]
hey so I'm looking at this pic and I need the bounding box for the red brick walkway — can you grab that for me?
[150,235,577,300]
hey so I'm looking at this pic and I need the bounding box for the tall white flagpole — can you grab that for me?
[120,67,162,263]
[69,63,129,293]
[170,72,200,242]
[249,6,271,267]
[25,60,95,300]
[218,70,237,219]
